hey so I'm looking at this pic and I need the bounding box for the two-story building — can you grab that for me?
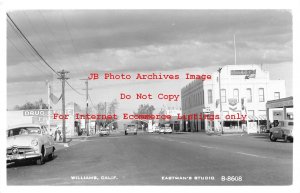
[181,64,286,133]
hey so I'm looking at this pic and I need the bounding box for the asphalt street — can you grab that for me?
[7,132,293,185]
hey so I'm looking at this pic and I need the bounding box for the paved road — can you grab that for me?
[7,132,293,185]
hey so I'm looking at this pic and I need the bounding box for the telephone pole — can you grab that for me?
[80,78,92,136]
[46,80,51,133]
[104,102,107,127]
[217,67,224,135]
[58,70,69,143]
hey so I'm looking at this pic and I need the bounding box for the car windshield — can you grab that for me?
[7,127,41,137]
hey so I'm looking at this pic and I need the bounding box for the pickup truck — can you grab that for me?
[269,120,293,142]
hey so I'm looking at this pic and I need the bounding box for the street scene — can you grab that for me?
[7,131,292,185]
[6,9,294,187]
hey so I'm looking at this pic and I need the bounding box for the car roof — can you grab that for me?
[7,123,41,130]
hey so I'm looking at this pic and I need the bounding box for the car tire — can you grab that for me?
[125,132,127,135]
[48,147,55,160]
[269,133,277,142]
[36,147,45,165]
[134,132,137,135]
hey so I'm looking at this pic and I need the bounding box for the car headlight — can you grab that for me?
[31,139,39,146]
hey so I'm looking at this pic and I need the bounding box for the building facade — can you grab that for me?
[7,102,80,137]
[159,108,182,132]
[181,64,286,133]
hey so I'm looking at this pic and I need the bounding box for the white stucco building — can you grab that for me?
[181,64,286,133]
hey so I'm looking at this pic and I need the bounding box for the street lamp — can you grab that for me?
[217,67,224,135]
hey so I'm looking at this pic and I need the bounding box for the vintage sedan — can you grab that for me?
[99,127,110,136]
[164,126,173,134]
[158,127,165,134]
[7,124,55,165]
[269,120,293,142]
[125,124,137,135]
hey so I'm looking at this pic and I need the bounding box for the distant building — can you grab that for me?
[7,102,80,137]
[159,107,182,132]
[181,64,286,133]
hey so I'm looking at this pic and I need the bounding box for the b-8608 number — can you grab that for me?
[221,176,243,182]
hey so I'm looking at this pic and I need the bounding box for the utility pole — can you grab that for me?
[81,78,92,136]
[104,102,107,127]
[46,80,51,133]
[217,67,224,135]
[98,103,100,129]
[57,70,69,143]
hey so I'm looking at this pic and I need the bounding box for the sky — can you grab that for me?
[6,9,293,114]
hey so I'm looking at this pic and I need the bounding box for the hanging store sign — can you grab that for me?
[23,109,74,117]
[230,70,256,75]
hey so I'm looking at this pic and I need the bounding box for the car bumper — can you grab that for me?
[7,153,41,163]
[126,130,137,133]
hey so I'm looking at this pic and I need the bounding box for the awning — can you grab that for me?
[258,115,267,120]
[247,115,257,120]
[247,115,266,121]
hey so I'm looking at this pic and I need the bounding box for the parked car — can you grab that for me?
[7,124,55,165]
[164,126,173,134]
[99,128,110,136]
[269,120,293,142]
[259,125,267,133]
[153,126,160,133]
[159,127,165,134]
[125,124,137,135]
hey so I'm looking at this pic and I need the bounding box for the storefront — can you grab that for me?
[181,64,286,133]
[266,97,293,130]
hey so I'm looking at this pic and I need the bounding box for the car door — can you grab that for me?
[41,126,52,155]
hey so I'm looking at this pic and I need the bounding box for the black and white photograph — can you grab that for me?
[1,0,299,192]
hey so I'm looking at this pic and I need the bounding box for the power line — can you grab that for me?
[61,11,82,66]
[7,13,60,77]
[7,19,54,76]
[38,11,75,69]
[66,80,85,96]
[22,11,60,67]
[7,36,50,76]
[8,12,85,97]
[88,94,99,111]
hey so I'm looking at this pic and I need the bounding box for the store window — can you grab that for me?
[208,89,213,104]
[259,88,264,102]
[202,90,204,104]
[221,89,226,103]
[274,92,280,100]
[246,88,252,103]
[233,89,239,102]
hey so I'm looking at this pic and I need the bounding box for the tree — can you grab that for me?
[134,104,156,130]
[96,99,119,129]
[135,104,155,115]
[14,99,49,110]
